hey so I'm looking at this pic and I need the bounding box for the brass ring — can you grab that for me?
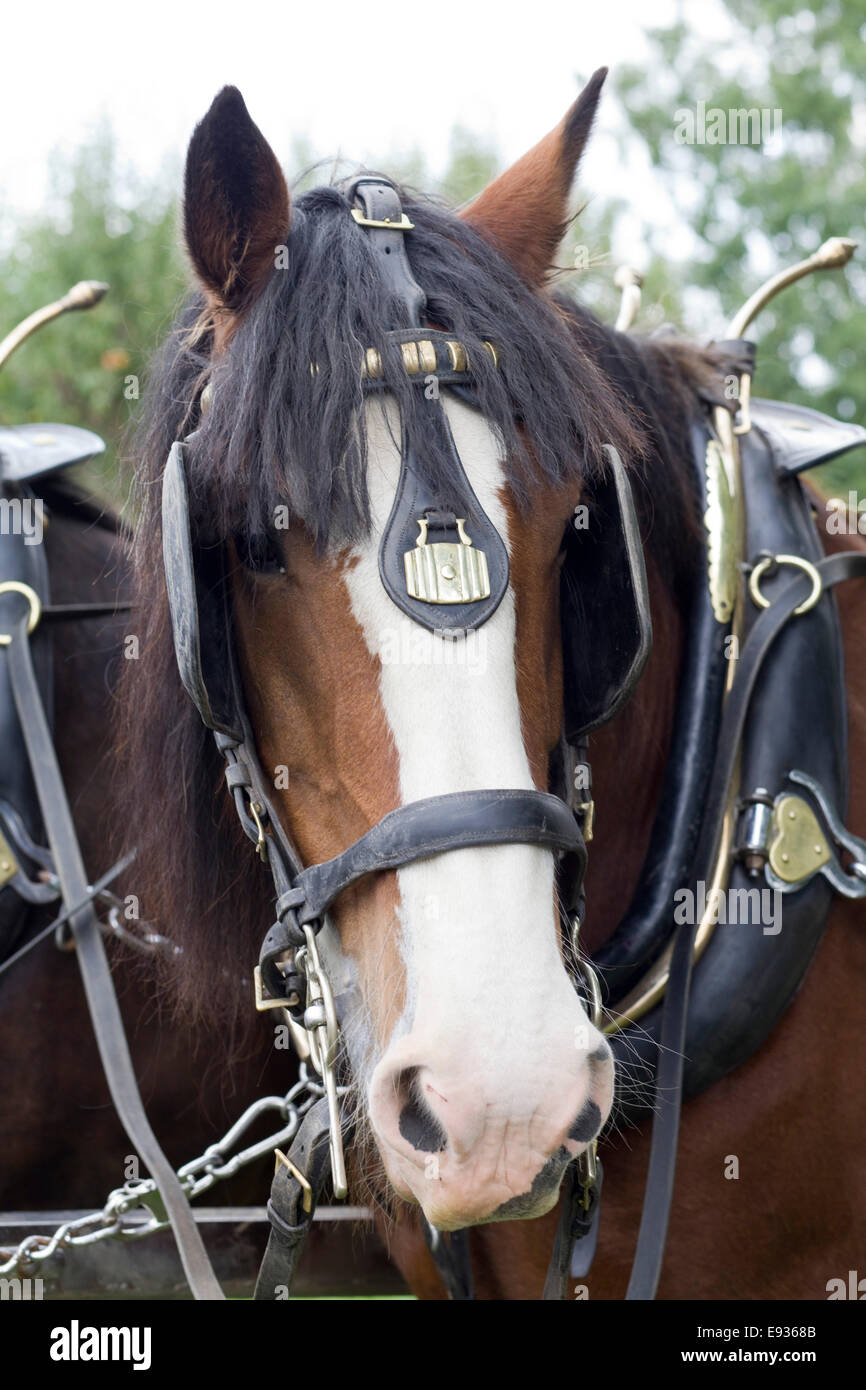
[0,581,42,647]
[748,554,823,617]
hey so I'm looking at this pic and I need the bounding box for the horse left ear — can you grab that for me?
[460,68,607,285]
[184,86,290,310]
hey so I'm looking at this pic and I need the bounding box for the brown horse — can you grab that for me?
[119,72,866,1299]
[0,485,287,1236]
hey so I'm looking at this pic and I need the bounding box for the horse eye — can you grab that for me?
[238,532,286,575]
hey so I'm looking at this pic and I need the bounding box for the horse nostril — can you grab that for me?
[395,1067,448,1153]
[568,1098,602,1144]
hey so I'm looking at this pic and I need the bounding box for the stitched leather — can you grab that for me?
[288,787,584,925]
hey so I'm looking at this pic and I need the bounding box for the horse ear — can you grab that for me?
[460,68,607,285]
[184,86,290,310]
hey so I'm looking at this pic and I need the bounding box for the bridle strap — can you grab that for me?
[343,175,426,325]
[253,1099,335,1301]
[259,786,585,963]
[4,610,225,1301]
[626,549,866,1300]
[255,784,584,998]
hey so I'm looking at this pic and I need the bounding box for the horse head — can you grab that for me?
[146,73,650,1232]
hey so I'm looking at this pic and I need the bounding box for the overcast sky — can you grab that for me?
[1,0,720,269]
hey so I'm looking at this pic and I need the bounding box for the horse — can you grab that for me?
[115,69,866,1300]
[0,473,294,1280]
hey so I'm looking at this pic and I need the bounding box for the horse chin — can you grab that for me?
[378,1144,571,1232]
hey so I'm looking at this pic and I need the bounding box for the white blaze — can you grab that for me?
[335,394,568,1087]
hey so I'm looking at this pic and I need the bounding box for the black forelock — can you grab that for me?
[139,180,648,552]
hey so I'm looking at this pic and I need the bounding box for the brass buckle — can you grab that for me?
[274,1148,313,1214]
[0,581,41,647]
[248,800,268,863]
[254,964,291,1012]
[350,208,414,231]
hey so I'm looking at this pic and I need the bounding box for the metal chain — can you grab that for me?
[0,1063,345,1278]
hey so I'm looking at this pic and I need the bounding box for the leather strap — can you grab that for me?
[543,1159,604,1299]
[344,176,425,325]
[285,788,583,926]
[423,1225,475,1301]
[253,1099,334,1300]
[5,610,225,1301]
[625,549,866,1299]
[259,787,586,996]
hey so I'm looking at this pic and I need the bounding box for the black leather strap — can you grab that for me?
[259,787,586,996]
[253,1099,334,1300]
[543,1160,604,1299]
[344,176,425,325]
[625,549,866,1300]
[423,1225,475,1301]
[293,788,581,923]
[5,609,225,1301]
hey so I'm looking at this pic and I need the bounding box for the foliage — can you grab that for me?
[615,0,866,492]
[0,127,187,503]
[4,15,865,508]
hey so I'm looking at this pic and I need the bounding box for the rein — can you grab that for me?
[2,596,225,1301]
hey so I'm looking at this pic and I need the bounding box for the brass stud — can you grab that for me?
[401,341,421,375]
[482,341,500,368]
[418,339,437,374]
[440,563,456,580]
[363,348,383,380]
[446,340,467,372]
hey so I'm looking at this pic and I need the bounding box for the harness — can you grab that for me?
[159,177,866,1298]
[3,183,866,1301]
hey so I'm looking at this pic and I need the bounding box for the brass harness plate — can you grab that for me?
[768,794,832,884]
[404,517,490,605]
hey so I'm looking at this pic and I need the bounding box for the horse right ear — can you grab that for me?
[184,86,290,311]
[460,68,607,285]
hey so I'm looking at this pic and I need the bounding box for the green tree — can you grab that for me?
[615,0,866,491]
[0,126,185,503]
